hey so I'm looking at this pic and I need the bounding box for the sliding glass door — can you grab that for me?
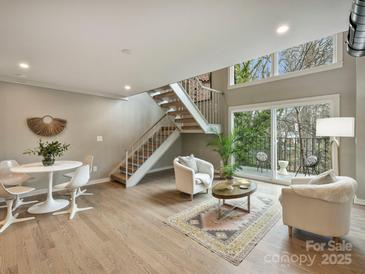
[230,96,337,184]
[275,103,332,181]
[234,109,272,179]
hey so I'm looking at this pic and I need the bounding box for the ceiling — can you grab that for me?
[0,0,350,99]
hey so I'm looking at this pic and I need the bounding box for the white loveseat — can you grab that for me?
[173,157,214,200]
[280,175,357,240]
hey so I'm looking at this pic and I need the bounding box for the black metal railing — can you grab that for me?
[235,137,331,175]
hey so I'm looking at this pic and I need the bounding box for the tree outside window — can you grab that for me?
[234,55,272,84]
[278,36,334,74]
[233,104,332,174]
[232,35,335,85]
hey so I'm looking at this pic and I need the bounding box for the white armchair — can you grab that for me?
[280,176,357,240]
[173,157,214,200]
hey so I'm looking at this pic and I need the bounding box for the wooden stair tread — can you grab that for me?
[180,122,199,126]
[152,91,176,101]
[145,143,162,149]
[128,151,149,159]
[131,159,145,165]
[174,117,196,123]
[160,126,176,130]
[168,110,191,116]
[120,165,136,174]
[120,162,139,169]
[154,131,173,135]
[182,125,202,130]
[159,101,183,109]
[111,173,127,183]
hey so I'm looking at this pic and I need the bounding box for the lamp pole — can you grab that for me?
[331,137,340,176]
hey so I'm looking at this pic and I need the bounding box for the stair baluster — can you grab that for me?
[111,114,178,186]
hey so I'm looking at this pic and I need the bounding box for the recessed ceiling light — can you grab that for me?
[124,85,131,90]
[276,24,289,34]
[19,62,30,69]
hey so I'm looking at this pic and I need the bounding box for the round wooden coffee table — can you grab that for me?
[212,180,257,219]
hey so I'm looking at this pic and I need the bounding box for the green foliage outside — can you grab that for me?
[234,111,271,167]
[234,55,271,84]
[234,36,333,85]
[233,104,332,174]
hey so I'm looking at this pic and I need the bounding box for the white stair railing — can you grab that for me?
[124,114,177,181]
[179,77,223,125]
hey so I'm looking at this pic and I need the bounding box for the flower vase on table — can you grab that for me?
[42,155,55,166]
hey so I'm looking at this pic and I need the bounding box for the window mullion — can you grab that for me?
[272,52,279,76]
[229,66,235,86]
[271,108,277,181]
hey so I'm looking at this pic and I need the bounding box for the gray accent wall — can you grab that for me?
[181,134,221,168]
[356,58,365,200]
[0,81,180,189]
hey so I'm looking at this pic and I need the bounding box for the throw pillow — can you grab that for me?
[308,169,337,185]
[178,154,198,172]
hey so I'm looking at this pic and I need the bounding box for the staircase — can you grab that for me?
[111,115,180,187]
[150,77,223,133]
[110,76,224,187]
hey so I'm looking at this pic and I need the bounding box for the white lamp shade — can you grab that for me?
[316,117,355,137]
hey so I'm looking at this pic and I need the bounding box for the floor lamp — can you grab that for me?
[316,117,355,175]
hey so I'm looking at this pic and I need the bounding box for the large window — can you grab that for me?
[229,95,339,184]
[230,35,339,87]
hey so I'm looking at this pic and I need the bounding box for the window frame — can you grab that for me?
[228,33,343,90]
[228,94,340,184]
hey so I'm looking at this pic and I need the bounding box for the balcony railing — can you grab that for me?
[235,137,331,175]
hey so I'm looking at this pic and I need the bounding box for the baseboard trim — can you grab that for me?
[147,165,174,174]
[21,177,110,198]
[354,196,365,206]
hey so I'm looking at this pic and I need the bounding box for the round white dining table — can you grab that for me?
[11,160,82,214]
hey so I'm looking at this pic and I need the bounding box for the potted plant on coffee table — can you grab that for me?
[24,140,70,166]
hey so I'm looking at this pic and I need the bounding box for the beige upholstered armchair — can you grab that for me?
[173,156,214,200]
[280,175,357,240]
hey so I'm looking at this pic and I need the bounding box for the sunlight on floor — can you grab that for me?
[235,166,311,184]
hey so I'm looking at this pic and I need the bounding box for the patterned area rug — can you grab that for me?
[166,192,281,266]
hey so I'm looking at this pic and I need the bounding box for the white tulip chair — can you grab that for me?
[64,155,94,197]
[0,160,37,210]
[0,183,35,233]
[54,165,93,219]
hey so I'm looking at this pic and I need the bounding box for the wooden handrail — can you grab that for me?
[192,77,223,94]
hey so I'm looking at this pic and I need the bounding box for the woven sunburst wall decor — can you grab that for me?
[26,115,67,137]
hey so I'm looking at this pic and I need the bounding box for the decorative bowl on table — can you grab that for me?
[214,180,234,191]
[232,177,251,187]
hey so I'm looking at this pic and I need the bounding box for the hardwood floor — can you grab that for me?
[0,170,364,274]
